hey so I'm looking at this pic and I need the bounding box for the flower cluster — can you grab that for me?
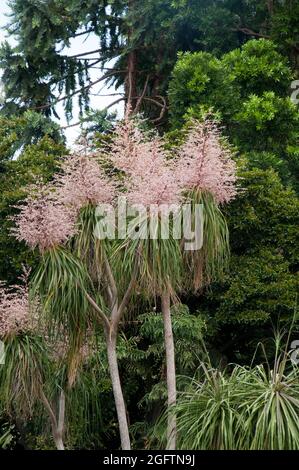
[111,117,181,209]
[0,270,37,338]
[11,115,237,252]
[13,148,115,252]
[175,120,237,204]
[109,114,145,175]
[12,184,77,252]
[55,151,116,210]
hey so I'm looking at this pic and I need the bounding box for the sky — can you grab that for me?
[0,1,123,146]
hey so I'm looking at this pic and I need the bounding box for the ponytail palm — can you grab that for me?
[12,145,140,448]
[170,356,299,450]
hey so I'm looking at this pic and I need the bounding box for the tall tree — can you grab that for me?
[2,1,295,130]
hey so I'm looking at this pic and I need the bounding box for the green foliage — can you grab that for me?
[0,421,16,449]
[196,168,298,363]
[0,0,298,451]
[169,39,299,191]
[0,112,63,161]
[227,168,299,265]
[137,305,206,376]
[222,39,293,97]
[183,190,230,292]
[0,333,50,419]
[271,0,299,67]
[213,249,297,325]
[32,247,92,339]
[168,51,237,128]
[158,353,299,449]
[233,92,299,155]
[3,0,297,125]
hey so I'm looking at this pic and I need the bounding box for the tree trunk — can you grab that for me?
[53,433,65,451]
[126,50,138,111]
[40,389,65,450]
[106,331,131,450]
[125,0,138,111]
[53,390,65,450]
[161,290,177,450]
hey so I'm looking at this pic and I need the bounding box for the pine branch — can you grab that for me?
[61,97,124,129]
[32,72,117,112]
[69,48,102,58]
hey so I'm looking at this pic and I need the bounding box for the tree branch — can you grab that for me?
[40,390,58,430]
[84,291,111,330]
[111,247,141,328]
[61,97,125,129]
[72,29,94,38]
[32,72,117,111]
[69,48,102,58]
[134,74,150,113]
[234,27,270,39]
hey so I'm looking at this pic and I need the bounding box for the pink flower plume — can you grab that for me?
[0,268,38,337]
[110,116,181,208]
[55,151,116,210]
[12,184,77,252]
[176,120,237,204]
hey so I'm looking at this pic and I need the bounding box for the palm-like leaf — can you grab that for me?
[118,215,183,297]
[183,190,230,291]
[0,333,50,419]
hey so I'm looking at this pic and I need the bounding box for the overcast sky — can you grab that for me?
[0,1,123,146]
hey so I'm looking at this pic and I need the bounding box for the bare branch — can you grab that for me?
[234,27,270,39]
[61,97,125,129]
[134,74,150,113]
[72,29,94,38]
[111,247,141,328]
[40,390,57,430]
[69,48,102,58]
[143,96,168,109]
[84,291,110,331]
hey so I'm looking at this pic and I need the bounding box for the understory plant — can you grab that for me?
[164,339,299,450]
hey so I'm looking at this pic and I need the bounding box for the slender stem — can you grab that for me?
[161,289,177,450]
[55,390,66,451]
[85,291,110,331]
[69,48,102,58]
[40,390,65,450]
[105,331,131,450]
[103,252,118,302]
[134,74,150,113]
[57,390,66,439]
[111,251,139,328]
[40,390,57,430]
